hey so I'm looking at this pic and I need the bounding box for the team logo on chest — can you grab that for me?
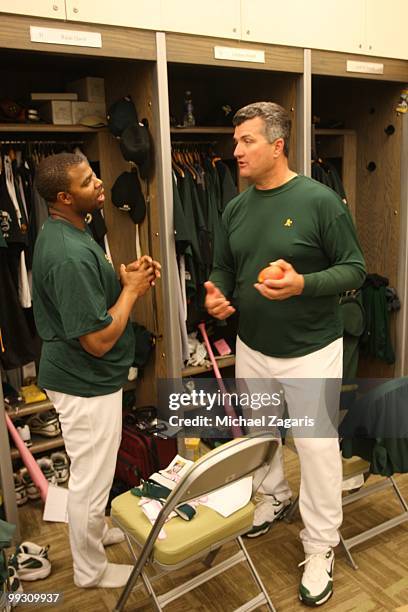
[284,218,293,227]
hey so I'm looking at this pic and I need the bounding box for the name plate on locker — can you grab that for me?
[214,46,265,63]
[30,26,102,48]
[346,60,384,75]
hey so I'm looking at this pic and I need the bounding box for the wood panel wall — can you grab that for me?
[168,64,298,169]
[313,77,404,377]
[102,61,167,405]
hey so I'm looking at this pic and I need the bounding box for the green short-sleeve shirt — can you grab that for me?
[32,218,135,397]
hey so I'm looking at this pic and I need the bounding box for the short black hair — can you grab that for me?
[35,153,86,204]
[233,102,291,157]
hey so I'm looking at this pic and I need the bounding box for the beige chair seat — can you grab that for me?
[111,490,255,566]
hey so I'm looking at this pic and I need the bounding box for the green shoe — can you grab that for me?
[298,549,334,606]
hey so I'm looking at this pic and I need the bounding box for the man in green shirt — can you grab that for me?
[205,102,365,606]
[32,153,160,589]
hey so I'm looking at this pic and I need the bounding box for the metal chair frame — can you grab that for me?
[112,433,279,612]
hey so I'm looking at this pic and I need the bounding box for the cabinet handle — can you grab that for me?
[246,30,250,35]
[358,44,362,49]
[52,4,59,10]
[73,7,79,13]
[369,45,372,50]
[233,28,237,33]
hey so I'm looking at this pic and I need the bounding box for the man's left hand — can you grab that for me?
[254,259,304,301]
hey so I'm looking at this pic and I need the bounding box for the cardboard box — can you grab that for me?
[40,101,72,125]
[68,77,105,102]
[71,101,106,124]
[31,92,78,101]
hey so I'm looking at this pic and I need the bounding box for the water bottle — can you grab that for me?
[183,90,196,127]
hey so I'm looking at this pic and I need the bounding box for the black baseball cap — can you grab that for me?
[107,96,138,137]
[111,171,146,224]
[119,122,151,180]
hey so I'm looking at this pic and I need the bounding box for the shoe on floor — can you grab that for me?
[298,548,334,606]
[17,541,49,559]
[8,563,24,607]
[14,473,27,506]
[245,494,292,538]
[10,552,51,581]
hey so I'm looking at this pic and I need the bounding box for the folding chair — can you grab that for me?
[111,432,279,612]
[284,378,408,570]
[339,456,408,569]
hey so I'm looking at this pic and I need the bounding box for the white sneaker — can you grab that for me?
[36,457,58,486]
[245,494,291,538]
[11,553,51,581]
[17,542,49,559]
[27,411,61,437]
[19,468,39,500]
[50,451,69,483]
[298,549,334,606]
[8,563,24,607]
[16,423,32,447]
[13,473,27,506]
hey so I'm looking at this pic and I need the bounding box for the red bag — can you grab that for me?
[115,426,177,487]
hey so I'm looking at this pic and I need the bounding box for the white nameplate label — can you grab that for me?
[347,60,384,75]
[214,46,265,63]
[30,26,102,48]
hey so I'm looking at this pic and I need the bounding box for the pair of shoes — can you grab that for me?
[17,458,58,501]
[10,541,51,582]
[298,548,334,606]
[27,411,61,437]
[245,494,292,538]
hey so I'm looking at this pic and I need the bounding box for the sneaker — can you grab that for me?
[298,549,334,606]
[245,494,292,538]
[16,542,49,559]
[13,473,27,506]
[18,469,39,501]
[10,553,51,581]
[8,563,24,607]
[27,411,61,437]
[36,457,58,486]
[50,451,69,483]
[15,421,32,447]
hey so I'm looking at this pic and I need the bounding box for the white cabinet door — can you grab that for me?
[241,0,365,54]
[65,0,161,30]
[0,0,66,19]
[160,0,240,39]
[366,0,408,60]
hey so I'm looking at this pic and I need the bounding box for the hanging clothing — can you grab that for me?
[171,145,238,343]
[360,273,396,364]
[340,377,408,476]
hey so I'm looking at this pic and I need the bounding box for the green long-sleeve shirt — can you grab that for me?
[210,175,366,358]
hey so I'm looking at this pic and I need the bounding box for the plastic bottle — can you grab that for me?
[183,90,196,127]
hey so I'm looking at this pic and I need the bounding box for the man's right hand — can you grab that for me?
[204,281,236,320]
[120,263,155,298]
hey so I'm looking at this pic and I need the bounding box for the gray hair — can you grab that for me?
[35,153,86,204]
[233,102,291,157]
